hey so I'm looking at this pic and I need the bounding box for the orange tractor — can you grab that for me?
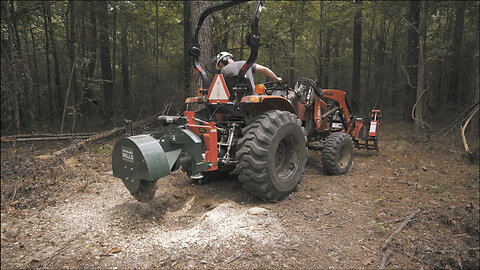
[111,0,380,202]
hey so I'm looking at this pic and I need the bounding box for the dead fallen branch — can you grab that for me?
[379,208,422,270]
[379,250,392,270]
[3,132,96,138]
[51,115,158,158]
[460,105,479,154]
[381,208,421,250]
[41,227,89,270]
[226,252,243,264]
[1,133,96,142]
[37,107,171,159]
[2,135,92,142]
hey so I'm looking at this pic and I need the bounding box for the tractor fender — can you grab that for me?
[241,95,297,115]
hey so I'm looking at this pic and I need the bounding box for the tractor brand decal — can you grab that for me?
[121,146,134,163]
[198,127,207,134]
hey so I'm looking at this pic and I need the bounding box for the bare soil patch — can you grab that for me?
[1,120,479,269]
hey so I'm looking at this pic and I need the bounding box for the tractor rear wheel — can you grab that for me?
[321,132,354,175]
[234,110,306,201]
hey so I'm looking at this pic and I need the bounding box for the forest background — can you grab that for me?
[1,0,478,137]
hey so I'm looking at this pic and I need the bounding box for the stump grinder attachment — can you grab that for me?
[112,116,214,202]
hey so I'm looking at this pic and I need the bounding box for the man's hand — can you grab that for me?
[256,64,282,83]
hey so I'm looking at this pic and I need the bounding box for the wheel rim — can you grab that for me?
[338,143,352,169]
[275,134,299,180]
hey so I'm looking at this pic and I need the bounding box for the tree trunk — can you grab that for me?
[20,2,37,129]
[183,0,192,105]
[191,0,212,95]
[240,19,245,60]
[27,15,41,119]
[11,1,34,131]
[2,1,21,133]
[120,2,130,113]
[351,1,362,114]
[316,2,323,86]
[289,20,296,84]
[332,35,340,88]
[67,0,78,123]
[388,21,399,109]
[98,1,113,123]
[317,28,323,87]
[112,3,117,95]
[373,13,386,110]
[324,29,332,87]
[78,2,87,126]
[222,9,228,50]
[46,2,64,119]
[365,7,376,114]
[467,19,479,136]
[446,2,466,106]
[87,1,98,116]
[433,9,444,113]
[415,1,426,130]
[403,1,419,123]
[42,1,55,125]
[155,2,159,86]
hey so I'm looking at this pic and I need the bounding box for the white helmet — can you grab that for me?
[215,52,233,69]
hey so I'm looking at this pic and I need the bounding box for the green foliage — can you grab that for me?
[376,222,386,233]
[375,196,386,203]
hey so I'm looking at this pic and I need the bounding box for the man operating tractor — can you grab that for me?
[214,51,282,94]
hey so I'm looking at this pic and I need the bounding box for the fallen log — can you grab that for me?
[1,133,96,142]
[51,115,158,158]
[40,104,173,159]
[2,135,93,142]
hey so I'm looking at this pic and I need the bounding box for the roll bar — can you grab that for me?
[189,0,263,89]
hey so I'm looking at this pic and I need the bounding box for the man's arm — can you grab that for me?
[255,64,282,82]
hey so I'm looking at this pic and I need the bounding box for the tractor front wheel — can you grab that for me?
[321,132,354,175]
[234,110,307,201]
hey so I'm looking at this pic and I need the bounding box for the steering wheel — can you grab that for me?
[262,81,281,91]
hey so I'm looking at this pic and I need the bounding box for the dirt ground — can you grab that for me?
[1,119,479,269]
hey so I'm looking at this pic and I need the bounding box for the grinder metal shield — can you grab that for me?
[112,134,176,194]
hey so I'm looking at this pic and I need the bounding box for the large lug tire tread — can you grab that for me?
[321,132,354,175]
[234,110,307,201]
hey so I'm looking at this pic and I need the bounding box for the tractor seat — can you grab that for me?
[224,75,253,101]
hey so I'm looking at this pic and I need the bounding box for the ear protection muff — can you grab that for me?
[215,52,233,69]
[220,56,230,66]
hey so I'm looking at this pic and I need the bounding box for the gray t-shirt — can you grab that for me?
[221,61,257,93]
